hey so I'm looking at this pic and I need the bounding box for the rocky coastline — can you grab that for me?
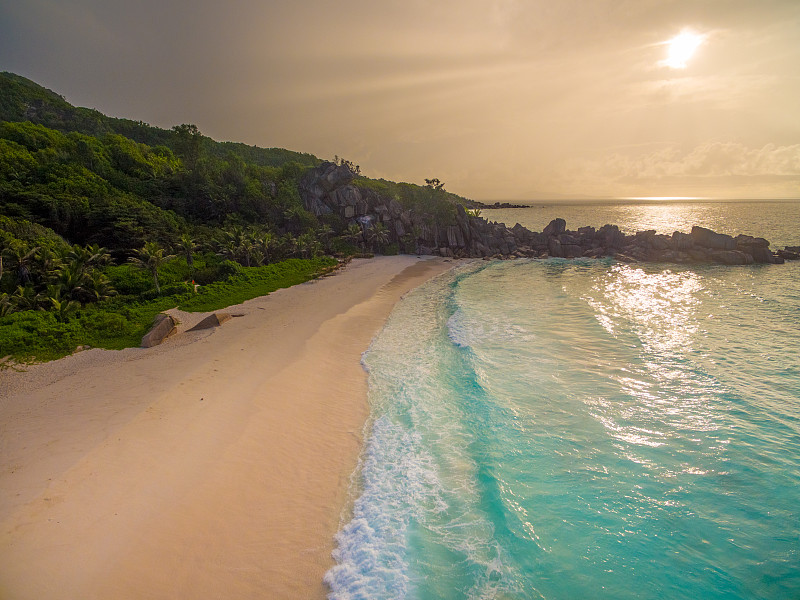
[469,200,531,210]
[301,162,796,266]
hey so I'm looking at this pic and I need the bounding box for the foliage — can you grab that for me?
[178,257,336,312]
[352,177,460,226]
[0,257,336,362]
[0,71,479,363]
[0,72,321,169]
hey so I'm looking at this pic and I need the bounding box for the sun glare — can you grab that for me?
[662,30,705,69]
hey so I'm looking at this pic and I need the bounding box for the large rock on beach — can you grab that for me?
[188,312,232,331]
[141,314,177,348]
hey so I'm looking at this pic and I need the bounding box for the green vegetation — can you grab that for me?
[0,71,473,363]
[353,176,461,226]
[0,254,336,363]
[177,257,336,312]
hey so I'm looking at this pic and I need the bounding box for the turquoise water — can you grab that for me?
[325,202,800,599]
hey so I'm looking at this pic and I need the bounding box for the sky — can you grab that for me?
[2,0,799,200]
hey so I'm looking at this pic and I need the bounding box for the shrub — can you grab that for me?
[105,263,152,295]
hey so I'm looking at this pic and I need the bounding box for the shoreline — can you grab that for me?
[0,255,456,600]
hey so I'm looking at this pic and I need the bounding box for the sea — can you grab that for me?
[325,200,800,600]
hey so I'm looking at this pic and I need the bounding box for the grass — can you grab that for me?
[0,256,338,364]
[179,257,336,312]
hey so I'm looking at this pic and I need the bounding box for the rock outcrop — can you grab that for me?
[299,162,794,266]
[141,314,177,347]
[188,312,232,331]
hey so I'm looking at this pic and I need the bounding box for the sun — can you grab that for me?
[661,30,705,69]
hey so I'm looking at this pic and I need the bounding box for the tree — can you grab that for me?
[316,224,334,254]
[129,241,173,295]
[43,285,79,322]
[84,270,116,302]
[171,124,203,171]
[257,231,276,265]
[53,260,87,301]
[177,233,197,272]
[296,232,320,259]
[282,205,316,235]
[410,225,423,254]
[368,222,390,253]
[346,223,364,251]
[10,285,41,311]
[334,156,361,176]
[5,242,39,286]
[0,292,11,316]
[424,178,445,191]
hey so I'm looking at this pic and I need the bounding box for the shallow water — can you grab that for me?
[326,202,800,599]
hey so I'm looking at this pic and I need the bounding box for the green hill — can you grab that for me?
[0,72,476,362]
[0,71,321,168]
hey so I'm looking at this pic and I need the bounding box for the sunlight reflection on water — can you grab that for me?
[488,200,800,247]
[581,263,718,456]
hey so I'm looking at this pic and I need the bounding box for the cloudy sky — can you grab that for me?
[2,0,799,200]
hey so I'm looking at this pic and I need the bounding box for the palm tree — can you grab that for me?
[296,232,320,259]
[129,242,174,295]
[5,243,39,286]
[219,225,257,266]
[54,260,88,301]
[316,224,334,254]
[43,285,79,322]
[466,207,482,218]
[368,223,390,253]
[84,271,117,302]
[177,233,197,273]
[0,292,12,316]
[278,233,297,260]
[242,229,263,267]
[283,206,309,234]
[84,244,111,268]
[258,231,276,265]
[35,246,63,280]
[10,285,41,311]
[346,223,364,251]
[411,225,423,254]
[66,244,102,274]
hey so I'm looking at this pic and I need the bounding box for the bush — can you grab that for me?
[105,263,152,295]
[179,257,336,312]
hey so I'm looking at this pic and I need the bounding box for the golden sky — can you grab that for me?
[2,0,799,200]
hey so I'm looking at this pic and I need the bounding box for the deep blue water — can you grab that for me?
[326,201,800,599]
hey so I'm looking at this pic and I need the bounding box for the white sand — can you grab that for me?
[0,256,455,599]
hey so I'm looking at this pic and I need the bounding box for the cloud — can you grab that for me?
[557,142,800,198]
[2,0,799,199]
[607,142,800,179]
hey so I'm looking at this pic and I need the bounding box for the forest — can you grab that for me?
[0,72,469,362]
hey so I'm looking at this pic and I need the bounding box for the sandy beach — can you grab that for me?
[0,255,454,600]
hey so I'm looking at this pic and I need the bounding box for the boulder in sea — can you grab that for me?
[711,250,754,265]
[672,231,694,250]
[543,218,567,236]
[188,312,232,331]
[779,247,800,260]
[691,226,737,250]
[548,237,564,258]
[141,314,177,348]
